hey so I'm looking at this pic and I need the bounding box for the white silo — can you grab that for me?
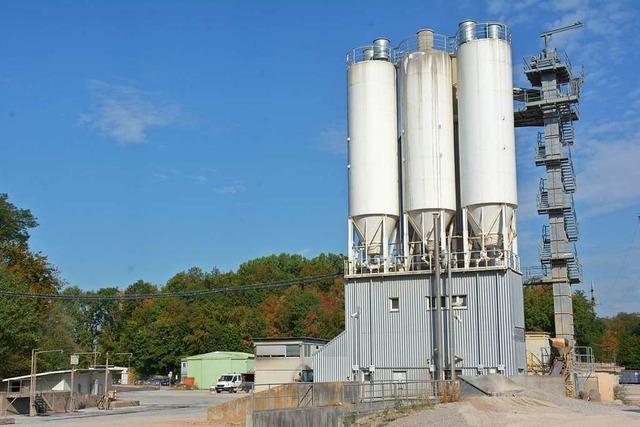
[347,38,400,274]
[456,21,518,267]
[398,29,457,270]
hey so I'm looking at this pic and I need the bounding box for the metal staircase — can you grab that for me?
[567,248,583,283]
[564,205,579,241]
[34,394,48,415]
[539,225,552,260]
[537,178,550,212]
[561,156,576,192]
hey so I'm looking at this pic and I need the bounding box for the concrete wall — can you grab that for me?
[2,392,100,415]
[208,382,345,426]
[578,372,619,402]
[509,375,565,398]
[252,406,343,427]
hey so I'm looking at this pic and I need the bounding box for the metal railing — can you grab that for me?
[456,22,511,46]
[249,380,459,423]
[342,380,459,418]
[514,82,580,106]
[347,249,520,276]
[537,179,578,212]
[522,264,550,284]
[394,32,454,59]
[250,382,320,413]
[567,246,583,283]
[347,22,512,67]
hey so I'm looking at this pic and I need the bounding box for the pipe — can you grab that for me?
[433,213,445,380]
[447,222,456,380]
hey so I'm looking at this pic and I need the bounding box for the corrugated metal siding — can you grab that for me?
[313,331,351,382]
[316,269,526,381]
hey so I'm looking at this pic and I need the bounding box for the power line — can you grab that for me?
[0,272,342,301]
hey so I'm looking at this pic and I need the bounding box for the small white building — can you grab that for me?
[253,337,327,389]
[2,367,124,397]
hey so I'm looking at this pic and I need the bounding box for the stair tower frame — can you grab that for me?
[514,44,583,345]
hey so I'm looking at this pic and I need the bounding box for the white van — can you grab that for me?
[211,373,242,393]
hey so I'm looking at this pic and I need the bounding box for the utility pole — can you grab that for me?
[29,349,35,417]
[103,352,109,401]
[70,360,74,411]
[29,349,63,417]
[433,214,445,381]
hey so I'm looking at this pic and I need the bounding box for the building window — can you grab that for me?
[427,295,468,310]
[389,297,400,312]
[285,344,300,357]
[392,370,407,383]
[427,296,447,310]
[451,295,468,309]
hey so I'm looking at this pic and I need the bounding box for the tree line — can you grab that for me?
[0,193,638,380]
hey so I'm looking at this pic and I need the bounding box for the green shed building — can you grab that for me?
[181,351,255,390]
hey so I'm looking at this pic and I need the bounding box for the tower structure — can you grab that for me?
[514,25,583,349]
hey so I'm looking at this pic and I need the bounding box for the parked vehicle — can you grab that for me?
[145,376,170,386]
[239,373,255,393]
[620,370,640,384]
[211,373,242,393]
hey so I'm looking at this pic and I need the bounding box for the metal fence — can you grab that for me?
[250,382,322,413]
[342,380,459,418]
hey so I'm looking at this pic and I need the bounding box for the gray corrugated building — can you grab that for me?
[315,269,526,382]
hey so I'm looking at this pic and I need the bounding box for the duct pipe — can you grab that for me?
[447,223,456,380]
[434,213,445,380]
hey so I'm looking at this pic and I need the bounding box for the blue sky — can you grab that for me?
[1,0,638,316]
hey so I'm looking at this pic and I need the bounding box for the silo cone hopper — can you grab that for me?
[464,204,516,266]
[406,210,454,268]
[352,214,398,270]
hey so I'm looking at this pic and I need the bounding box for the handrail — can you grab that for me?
[394,32,453,60]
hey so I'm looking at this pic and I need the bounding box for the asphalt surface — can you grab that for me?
[11,388,243,426]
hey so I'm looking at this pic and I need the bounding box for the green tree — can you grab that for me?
[523,286,605,349]
[0,193,38,244]
[0,194,72,378]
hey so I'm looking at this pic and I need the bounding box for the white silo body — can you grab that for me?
[398,30,456,267]
[456,22,518,264]
[347,39,399,272]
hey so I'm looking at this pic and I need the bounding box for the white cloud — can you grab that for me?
[80,80,182,144]
[216,184,247,195]
[484,0,638,90]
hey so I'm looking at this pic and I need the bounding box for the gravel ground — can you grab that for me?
[11,389,242,426]
[387,390,640,426]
